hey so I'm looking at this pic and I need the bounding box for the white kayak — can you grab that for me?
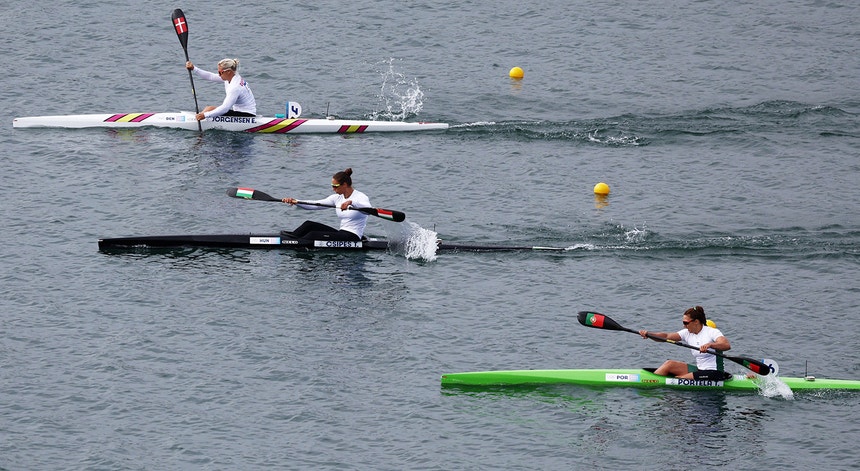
[12,111,449,133]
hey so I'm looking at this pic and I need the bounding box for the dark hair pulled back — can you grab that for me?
[684,305,707,324]
[333,167,353,186]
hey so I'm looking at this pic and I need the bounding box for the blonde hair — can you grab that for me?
[218,58,239,71]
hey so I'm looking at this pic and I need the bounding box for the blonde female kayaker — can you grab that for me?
[281,168,371,242]
[639,306,732,381]
[185,58,257,120]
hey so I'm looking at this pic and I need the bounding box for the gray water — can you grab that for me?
[2,1,859,469]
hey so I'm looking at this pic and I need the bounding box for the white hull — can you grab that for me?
[12,112,448,133]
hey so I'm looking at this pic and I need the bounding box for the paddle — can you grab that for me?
[226,187,406,222]
[577,311,771,376]
[171,8,202,133]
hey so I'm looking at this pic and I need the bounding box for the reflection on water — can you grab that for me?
[290,251,373,288]
[442,384,772,467]
[642,391,730,440]
[102,247,253,264]
[279,251,411,316]
[189,131,257,174]
[105,128,152,143]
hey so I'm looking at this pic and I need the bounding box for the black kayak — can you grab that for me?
[97,233,571,252]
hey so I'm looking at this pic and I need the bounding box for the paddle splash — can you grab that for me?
[385,222,440,261]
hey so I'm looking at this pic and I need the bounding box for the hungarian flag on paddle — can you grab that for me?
[235,187,254,199]
[374,208,396,221]
[581,312,605,328]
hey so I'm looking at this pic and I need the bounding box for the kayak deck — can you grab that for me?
[440,368,860,391]
[12,112,449,133]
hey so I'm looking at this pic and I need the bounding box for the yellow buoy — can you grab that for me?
[593,182,610,195]
[706,319,717,328]
[509,66,524,79]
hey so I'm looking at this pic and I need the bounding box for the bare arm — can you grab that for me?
[639,330,681,342]
[700,336,731,352]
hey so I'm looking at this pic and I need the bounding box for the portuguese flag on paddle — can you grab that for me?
[581,312,605,328]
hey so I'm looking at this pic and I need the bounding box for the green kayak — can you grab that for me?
[440,368,860,391]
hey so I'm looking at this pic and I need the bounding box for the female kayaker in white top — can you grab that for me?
[185,58,257,120]
[281,168,371,242]
[639,306,732,381]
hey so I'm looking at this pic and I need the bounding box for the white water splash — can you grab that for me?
[624,224,649,243]
[754,374,795,400]
[566,243,596,251]
[453,121,497,128]
[587,130,643,146]
[384,221,439,262]
[373,58,425,121]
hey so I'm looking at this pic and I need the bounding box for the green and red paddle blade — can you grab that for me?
[732,356,771,375]
[171,9,190,52]
[577,311,637,334]
[226,187,279,202]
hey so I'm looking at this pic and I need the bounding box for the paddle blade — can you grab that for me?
[171,9,190,50]
[577,311,630,332]
[735,357,771,376]
[358,207,406,222]
[226,187,280,202]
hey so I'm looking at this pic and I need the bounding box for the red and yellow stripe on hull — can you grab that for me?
[104,113,156,123]
[337,124,369,133]
[244,119,370,134]
[246,119,308,133]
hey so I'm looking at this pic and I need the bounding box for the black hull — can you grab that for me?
[98,233,570,253]
[98,233,387,251]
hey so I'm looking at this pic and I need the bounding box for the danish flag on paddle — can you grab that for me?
[173,15,188,35]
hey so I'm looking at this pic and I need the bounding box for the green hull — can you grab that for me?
[440,369,860,391]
